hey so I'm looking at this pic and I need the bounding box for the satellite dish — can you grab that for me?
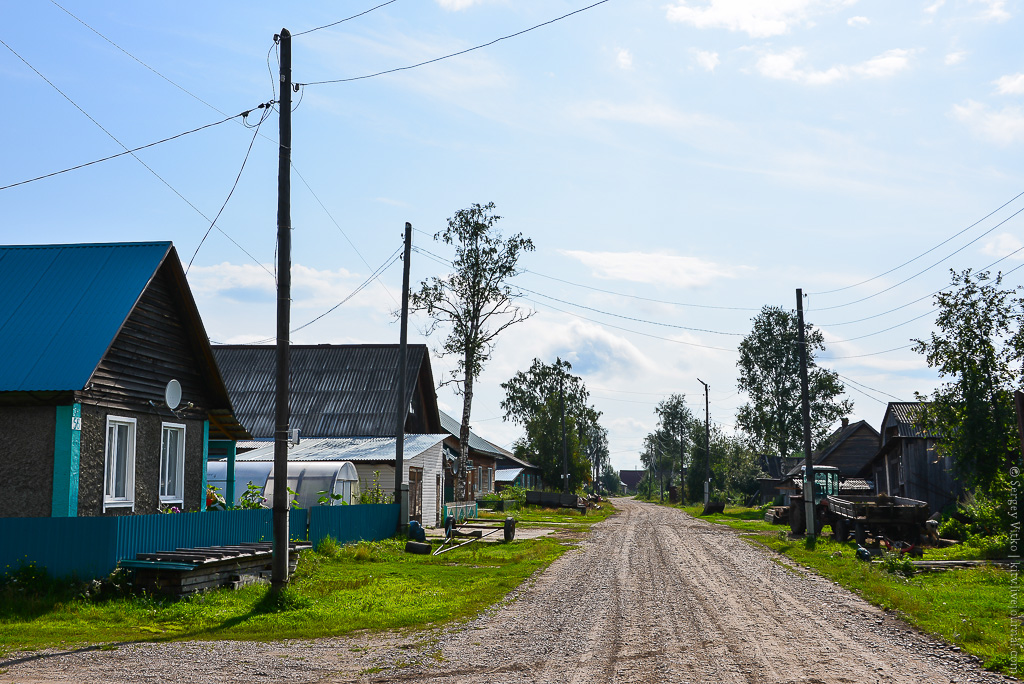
[165,379,182,410]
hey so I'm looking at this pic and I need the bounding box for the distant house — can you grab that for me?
[0,242,248,518]
[438,410,501,501]
[860,402,958,514]
[212,344,444,524]
[493,448,544,492]
[770,418,880,505]
[619,470,645,495]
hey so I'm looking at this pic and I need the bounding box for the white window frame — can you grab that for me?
[159,422,186,504]
[103,416,137,511]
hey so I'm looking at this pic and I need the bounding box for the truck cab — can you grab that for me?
[800,465,839,505]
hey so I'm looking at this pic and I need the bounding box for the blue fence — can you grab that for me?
[0,504,399,580]
[309,504,399,546]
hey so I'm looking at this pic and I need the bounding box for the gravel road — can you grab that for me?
[1,498,1017,684]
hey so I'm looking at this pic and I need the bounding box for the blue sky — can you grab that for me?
[2,0,1023,471]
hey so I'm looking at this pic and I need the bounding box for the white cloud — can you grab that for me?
[559,249,743,288]
[849,48,914,78]
[981,233,1024,259]
[995,73,1024,95]
[665,0,856,38]
[617,48,634,70]
[924,0,945,15]
[693,49,720,71]
[756,47,913,85]
[969,0,1010,21]
[436,0,485,10]
[952,100,1024,144]
[571,100,722,131]
[847,15,870,27]
[944,50,968,66]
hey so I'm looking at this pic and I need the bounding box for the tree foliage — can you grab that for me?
[409,202,534,499]
[639,395,698,500]
[912,269,1024,493]
[501,358,601,492]
[735,305,852,460]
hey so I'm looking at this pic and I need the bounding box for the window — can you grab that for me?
[104,416,137,510]
[160,423,186,503]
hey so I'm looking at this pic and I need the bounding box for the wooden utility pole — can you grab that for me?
[679,423,685,503]
[796,289,816,538]
[394,222,412,533]
[272,28,292,592]
[698,378,710,506]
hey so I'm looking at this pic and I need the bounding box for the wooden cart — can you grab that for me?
[826,494,930,546]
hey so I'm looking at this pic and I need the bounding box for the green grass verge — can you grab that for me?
[0,535,573,654]
[681,505,778,532]
[477,499,617,528]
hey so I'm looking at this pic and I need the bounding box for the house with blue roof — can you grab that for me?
[0,242,249,518]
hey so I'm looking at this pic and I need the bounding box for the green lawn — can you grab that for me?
[681,505,778,532]
[0,533,574,654]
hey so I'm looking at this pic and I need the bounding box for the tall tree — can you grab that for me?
[501,357,599,491]
[912,269,1024,493]
[736,305,852,460]
[410,202,534,500]
[583,421,610,494]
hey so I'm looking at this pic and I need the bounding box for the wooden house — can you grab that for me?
[494,449,544,492]
[0,242,248,518]
[438,410,502,501]
[859,402,959,514]
[212,344,444,524]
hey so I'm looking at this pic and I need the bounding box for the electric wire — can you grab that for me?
[297,0,613,86]
[236,245,405,345]
[809,188,1024,296]
[293,0,400,36]
[0,110,247,191]
[186,105,272,273]
[836,372,905,402]
[1,35,275,278]
[517,285,744,336]
[810,203,1024,311]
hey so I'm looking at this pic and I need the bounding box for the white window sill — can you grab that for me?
[102,501,135,512]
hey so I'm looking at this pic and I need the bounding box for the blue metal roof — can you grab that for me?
[0,242,171,392]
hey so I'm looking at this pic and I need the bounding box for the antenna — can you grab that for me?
[165,380,182,410]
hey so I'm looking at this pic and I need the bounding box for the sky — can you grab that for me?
[2,0,1023,472]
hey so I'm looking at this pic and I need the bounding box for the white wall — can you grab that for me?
[352,440,444,527]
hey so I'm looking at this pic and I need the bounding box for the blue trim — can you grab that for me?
[208,440,238,505]
[50,404,81,517]
[200,421,209,511]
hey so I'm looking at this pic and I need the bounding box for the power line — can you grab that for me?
[187,105,272,273]
[811,203,1024,311]
[0,109,250,191]
[809,188,1024,296]
[820,344,915,360]
[297,0,613,86]
[517,285,744,336]
[293,0,400,37]
[2,35,275,279]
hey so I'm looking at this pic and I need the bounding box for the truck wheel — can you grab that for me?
[789,504,805,535]
[854,522,866,546]
[833,518,849,542]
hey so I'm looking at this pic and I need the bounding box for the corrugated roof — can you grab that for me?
[438,410,508,457]
[234,434,447,462]
[213,344,439,438]
[495,467,523,482]
[0,242,170,392]
[885,402,936,438]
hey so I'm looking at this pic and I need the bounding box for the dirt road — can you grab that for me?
[1,499,1016,683]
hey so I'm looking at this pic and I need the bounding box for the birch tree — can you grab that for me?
[410,202,534,500]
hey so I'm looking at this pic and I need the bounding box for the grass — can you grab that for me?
[0,534,574,654]
[683,505,1015,675]
[477,499,618,529]
[680,505,778,532]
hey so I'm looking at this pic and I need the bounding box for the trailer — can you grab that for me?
[826,494,930,546]
[787,466,929,545]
